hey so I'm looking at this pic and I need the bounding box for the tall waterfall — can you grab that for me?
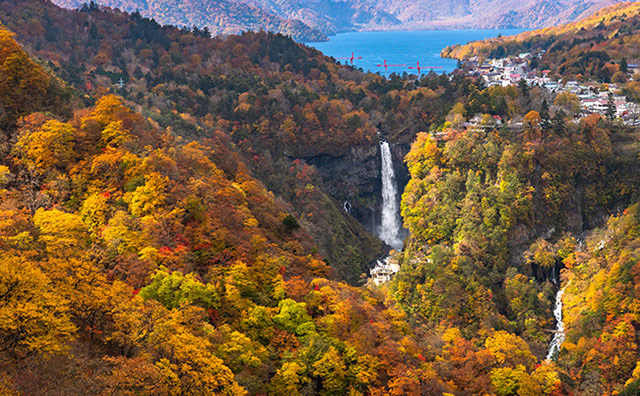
[378,141,403,250]
[546,284,567,361]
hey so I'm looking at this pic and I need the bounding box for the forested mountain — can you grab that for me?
[51,0,328,42]
[0,0,402,284]
[236,0,402,34]
[0,27,428,394]
[52,0,633,37]
[241,0,634,31]
[2,0,640,395]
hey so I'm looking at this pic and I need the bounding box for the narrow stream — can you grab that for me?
[546,283,568,361]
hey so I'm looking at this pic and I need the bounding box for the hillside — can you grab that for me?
[352,0,630,31]
[0,25,458,395]
[238,0,402,34]
[52,0,633,37]
[52,0,328,42]
[1,0,403,283]
[3,0,640,395]
[0,4,567,395]
[442,1,640,80]
[559,203,640,394]
[221,0,634,32]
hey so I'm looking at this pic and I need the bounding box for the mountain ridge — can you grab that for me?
[52,0,636,40]
[51,0,328,41]
[237,0,634,31]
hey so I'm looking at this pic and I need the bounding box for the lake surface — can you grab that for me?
[306,29,525,75]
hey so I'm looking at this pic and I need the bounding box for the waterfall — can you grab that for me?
[378,141,403,250]
[546,284,568,361]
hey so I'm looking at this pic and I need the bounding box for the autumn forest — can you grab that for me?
[1,0,640,395]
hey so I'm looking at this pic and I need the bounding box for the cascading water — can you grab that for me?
[378,141,403,250]
[546,284,568,361]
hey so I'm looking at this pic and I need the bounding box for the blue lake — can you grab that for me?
[306,29,525,75]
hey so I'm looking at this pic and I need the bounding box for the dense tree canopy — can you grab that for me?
[1,1,640,395]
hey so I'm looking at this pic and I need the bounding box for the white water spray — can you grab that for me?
[546,284,568,361]
[378,141,403,250]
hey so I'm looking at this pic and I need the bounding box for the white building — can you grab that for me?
[370,259,400,285]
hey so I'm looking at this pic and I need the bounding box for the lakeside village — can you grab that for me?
[463,52,640,126]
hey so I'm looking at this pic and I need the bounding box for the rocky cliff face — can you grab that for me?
[305,138,411,249]
[306,146,381,231]
[248,139,405,284]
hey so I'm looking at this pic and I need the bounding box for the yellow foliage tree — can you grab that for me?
[89,95,132,126]
[101,120,131,147]
[270,361,307,396]
[44,257,132,345]
[33,208,88,255]
[149,306,247,395]
[523,111,542,141]
[108,299,245,395]
[101,210,142,254]
[124,172,168,217]
[80,192,110,236]
[312,346,347,394]
[485,331,537,370]
[14,120,75,171]
[0,27,51,113]
[0,255,75,356]
[404,132,442,179]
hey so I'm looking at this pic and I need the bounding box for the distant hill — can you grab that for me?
[237,0,402,34]
[51,0,328,42]
[237,0,633,33]
[442,1,640,80]
[51,0,633,38]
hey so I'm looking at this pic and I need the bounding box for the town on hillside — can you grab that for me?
[463,52,640,126]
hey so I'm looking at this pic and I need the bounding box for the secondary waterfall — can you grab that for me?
[378,141,403,250]
[546,284,567,361]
